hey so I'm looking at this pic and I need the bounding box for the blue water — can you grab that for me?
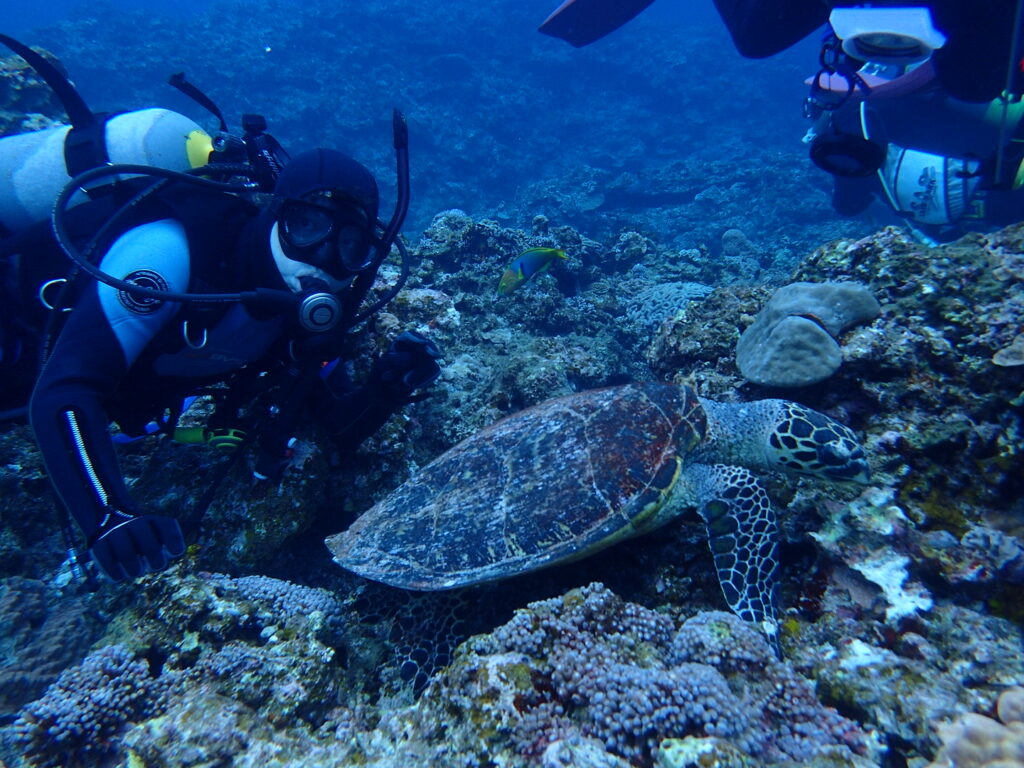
[5,0,837,243]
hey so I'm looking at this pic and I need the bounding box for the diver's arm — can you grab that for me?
[29,220,190,579]
[319,363,408,452]
[321,331,443,452]
[712,0,829,58]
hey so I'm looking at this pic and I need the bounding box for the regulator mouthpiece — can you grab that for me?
[296,278,342,333]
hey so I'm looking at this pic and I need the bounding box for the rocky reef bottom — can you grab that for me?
[2,213,1023,767]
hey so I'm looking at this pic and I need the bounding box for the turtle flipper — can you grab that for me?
[689,463,781,657]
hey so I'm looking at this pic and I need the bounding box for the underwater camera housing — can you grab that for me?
[829,7,947,66]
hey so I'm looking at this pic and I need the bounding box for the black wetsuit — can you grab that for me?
[22,187,400,561]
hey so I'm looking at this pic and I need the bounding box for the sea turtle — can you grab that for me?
[326,382,869,647]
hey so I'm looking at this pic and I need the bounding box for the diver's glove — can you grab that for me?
[88,508,186,582]
[369,331,442,404]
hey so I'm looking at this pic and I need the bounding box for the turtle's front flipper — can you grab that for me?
[688,463,781,657]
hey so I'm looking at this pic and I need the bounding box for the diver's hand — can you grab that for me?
[370,331,442,401]
[88,509,186,582]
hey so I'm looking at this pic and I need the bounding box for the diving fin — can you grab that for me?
[538,0,657,47]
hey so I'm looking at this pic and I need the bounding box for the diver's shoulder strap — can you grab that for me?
[148,183,260,331]
[63,112,112,178]
[149,184,259,287]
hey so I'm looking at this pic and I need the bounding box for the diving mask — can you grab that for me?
[829,7,946,65]
[278,190,375,277]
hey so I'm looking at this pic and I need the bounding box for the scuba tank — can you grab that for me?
[0,34,216,240]
[0,108,212,233]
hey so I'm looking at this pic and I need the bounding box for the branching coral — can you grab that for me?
[450,583,870,767]
[13,644,171,767]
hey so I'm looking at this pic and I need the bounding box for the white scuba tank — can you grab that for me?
[859,100,982,228]
[877,144,981,226]
[0,108,212,233]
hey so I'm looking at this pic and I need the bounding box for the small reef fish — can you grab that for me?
[496,247,568,296]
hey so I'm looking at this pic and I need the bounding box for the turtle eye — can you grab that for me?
[818,439,867,466]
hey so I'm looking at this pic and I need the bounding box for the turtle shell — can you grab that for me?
[326,382,706,589]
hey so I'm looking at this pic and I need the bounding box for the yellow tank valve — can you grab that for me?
[186,129,215,169]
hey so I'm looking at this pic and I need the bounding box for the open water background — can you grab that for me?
[5,0,842,244]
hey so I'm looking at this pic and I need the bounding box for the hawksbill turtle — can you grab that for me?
[326,382,869,647]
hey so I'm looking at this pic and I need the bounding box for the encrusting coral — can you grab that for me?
[735,281,880,387]
[927,687,1024,768]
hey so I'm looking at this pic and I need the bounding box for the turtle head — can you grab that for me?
[767,402,870,483]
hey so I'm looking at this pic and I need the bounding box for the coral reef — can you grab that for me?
[0,578,102,716]
[648,223,1024,584]
[414,583,874,767]
[13,644,171,767]
[787,227,1024,587]
[4,212,1024,768]
[0,48,65,137]
[0,426,63,580]
[3,210,1024,768]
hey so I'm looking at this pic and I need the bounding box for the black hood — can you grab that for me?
[273,148,379,224]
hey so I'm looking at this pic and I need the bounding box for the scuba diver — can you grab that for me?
[539,0,1024,243]
[0,36,442,583]
[540,0,1017,101]
[798,3,1024,243]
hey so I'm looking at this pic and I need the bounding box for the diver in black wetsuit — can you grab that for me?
[540,0,1024,243]
[0,35,442,584]
[4,146,441,583]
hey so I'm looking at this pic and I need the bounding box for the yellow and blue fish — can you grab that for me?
[496,247,568,296]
